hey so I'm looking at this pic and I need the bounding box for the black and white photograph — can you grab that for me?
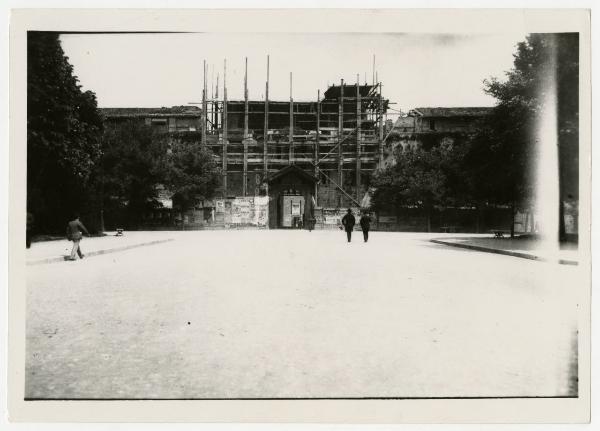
[5,6,593,424]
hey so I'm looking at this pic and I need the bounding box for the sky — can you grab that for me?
[60,32,527,115]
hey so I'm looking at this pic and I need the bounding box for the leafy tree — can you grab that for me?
[371,146,450,232]
[436,136,473,207]
[464,33,579,238]
[463,103,534,236]
[99,121,169,229]
[98,123,220,229]
[555,33,579,240]
[27,32,103,233]
[162,141,221,222]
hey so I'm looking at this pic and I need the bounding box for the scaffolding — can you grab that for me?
[195,57,390,208]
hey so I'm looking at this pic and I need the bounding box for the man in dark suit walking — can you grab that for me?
[359,211,372,243]
[341,208,356,243]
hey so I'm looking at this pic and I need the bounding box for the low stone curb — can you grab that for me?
[27,238,175,266]
[430,239,578,266]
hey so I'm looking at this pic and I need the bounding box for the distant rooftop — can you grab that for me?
[410,107,494,118]
[100,106,202,118]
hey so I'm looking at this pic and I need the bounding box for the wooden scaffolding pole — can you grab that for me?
[356,74,362,203]
[222,59,228,197]
[289,72,293,165]
[201,60,207,148]
[263,55,269,177]
[372,54,376,86]
[243,57,248,196]
[338,79,344,207]
[378,81,384,166]
[243,57,249,139]
[214,73,219,132]
[315,89,320,206]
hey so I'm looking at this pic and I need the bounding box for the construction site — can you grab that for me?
[187,57,391,229]
[101,58,508,233]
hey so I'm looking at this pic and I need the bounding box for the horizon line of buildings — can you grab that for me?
[100,81,494,231]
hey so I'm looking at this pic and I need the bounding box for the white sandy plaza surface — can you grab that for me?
[25,230,580,399]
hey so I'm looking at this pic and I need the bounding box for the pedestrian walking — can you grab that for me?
[359,210,372,243]
[341,208,356,243]
[308,215,315,232]
[66,214,90,261]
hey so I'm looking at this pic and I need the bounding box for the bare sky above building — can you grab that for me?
[60,32,527,114]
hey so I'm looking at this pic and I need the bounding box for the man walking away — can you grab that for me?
[341,208,356,243]
[66,214,90,260]
[360,210,372,243]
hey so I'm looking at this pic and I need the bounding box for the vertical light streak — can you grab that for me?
[535,36,560,256]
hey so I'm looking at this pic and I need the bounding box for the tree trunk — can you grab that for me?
[510,201,515,238]
[426,206,432,233]
[558,153,566,241]
[476,201,484,233]
[99,168,105,233]
[99,209,105,233]
[559,198,566,242]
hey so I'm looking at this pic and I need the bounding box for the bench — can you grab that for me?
[491,230,510,238]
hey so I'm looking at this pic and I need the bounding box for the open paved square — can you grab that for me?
[25,230,580,399]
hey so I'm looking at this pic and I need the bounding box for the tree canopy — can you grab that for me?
[99,122,221,228]
[371,142,467,231]
[27,32,222,233]
[162,141,221,215]
[27,32,103,233]
[99,121,169,228]
[464,33,579,210]
[370,33,579,236]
